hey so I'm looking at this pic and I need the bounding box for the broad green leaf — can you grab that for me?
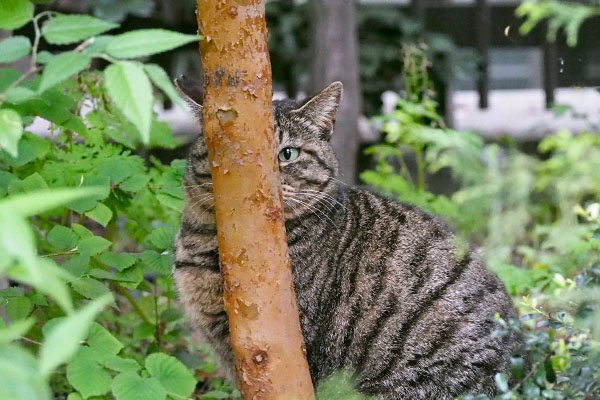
[0,187,104,217]
[147,226,177,250]
[145,353,196,398]
[78,236,111,256]
[47,225,79,250]
[112,372,166,400]
[87,323,123,356]
[66,347,112,399]
[0,108,23,158]
[106,29,200,59]
[71,277,112,301]
[39,294,112,376]
[38,51,91,93]
[0,36,31,63]
[119,174,150,192]
[101,355,140,373]
[200,391,231,399]
[0,345,51,400]
[99,252,136,271]
[0,0,34,30]
[4,86,36,103]
[144,64,186,111]
[63,254,90,277]
[85,202,113,227]
[103,61,152,144]
[5,296,32,321]
[140,250,172,275]
[42,15,118,45]
[0,132,50,167]
[0,318,34,344]
[72,223,94,238]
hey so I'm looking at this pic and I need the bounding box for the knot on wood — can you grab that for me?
[252,350,268,366]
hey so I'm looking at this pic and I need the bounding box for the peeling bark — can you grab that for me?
[195,1,315,399]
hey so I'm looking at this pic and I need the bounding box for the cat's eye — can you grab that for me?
[278,147,300,162]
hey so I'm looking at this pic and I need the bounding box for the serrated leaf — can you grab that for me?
[103,61,152,145]
[63,254,90,277]
[38,51,91,93]
[106,29,200,59]
[88,323,122,356]
[47,225,79,250]
[140,250,172,275]
[39,294,112,376]
[112,372,166,400]
[0,36,31,63]
[101,355,140,373]
[67,347,112,399]
[85,202,113,227]
[5,296,33,321]
[99,252,136,271]
[145,353,196,398]
[147,226,177,250]
[144,64,186,111]
[78,236,111,256]
[119,174,150,192]
[42,15,118,45]
[71,277,112,301]
[0,0,34,30]
[0,108,23,158]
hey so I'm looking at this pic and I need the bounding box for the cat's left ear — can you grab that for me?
[174,75,203,118]
[293,81,343,140]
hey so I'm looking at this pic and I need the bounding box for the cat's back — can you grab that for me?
[298,187,519,399]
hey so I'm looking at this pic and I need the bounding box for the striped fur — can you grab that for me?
[173,81,520,399]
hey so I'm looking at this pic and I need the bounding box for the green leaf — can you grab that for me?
[87,323,123,356]
[147,226,177,250]
[72,223,94,238]
[38,51,91,93]
[0,108,23,158]
[0,187,105,218]
[119,174,150,192]
[85,202,113,227]
[200,391,231,399]
[0,345,51,400]
[67,347,112,399]
[63,254,90,277]
[0,0,34,30]
[112,373,166,400]
[101,355,140,373]
[39,294,112,376]
[0,318,34,344]
[99,252,136,271]
[42,15,118,45]
[5,296,33,321]
[140,251,172,275]
[71,277,112,301]
[47,225,79,250]
[145,353,196,398]
[103,61,152,145]
[0,36,31,63]
[78,236,111,256]
[144,64,186,111]
[106,29,200,59]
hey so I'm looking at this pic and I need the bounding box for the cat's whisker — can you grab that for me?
[296,189,346,210]
[287,197,335,226]
[294,192,336,214]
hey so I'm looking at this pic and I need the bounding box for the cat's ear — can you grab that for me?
[174,75,203,117]
[293,81,343,139]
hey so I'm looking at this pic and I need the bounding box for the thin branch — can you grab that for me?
[114,283,151,325]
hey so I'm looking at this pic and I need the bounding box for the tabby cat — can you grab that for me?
[173,77,521,399]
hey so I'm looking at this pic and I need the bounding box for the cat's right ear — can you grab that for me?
[174,75,203,117]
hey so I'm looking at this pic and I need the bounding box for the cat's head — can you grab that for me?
[176,75,342,220]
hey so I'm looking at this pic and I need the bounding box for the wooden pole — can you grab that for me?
[543,41,557,108]
[195,1,315,399]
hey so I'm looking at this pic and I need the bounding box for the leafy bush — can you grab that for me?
[0,3,239,400]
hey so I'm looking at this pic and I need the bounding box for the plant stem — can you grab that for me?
[115,283,151,325]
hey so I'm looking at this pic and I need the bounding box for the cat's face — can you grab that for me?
[178,77,342,220]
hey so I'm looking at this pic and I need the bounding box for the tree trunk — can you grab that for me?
[308,0,361,184]
[195,1,314,399]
